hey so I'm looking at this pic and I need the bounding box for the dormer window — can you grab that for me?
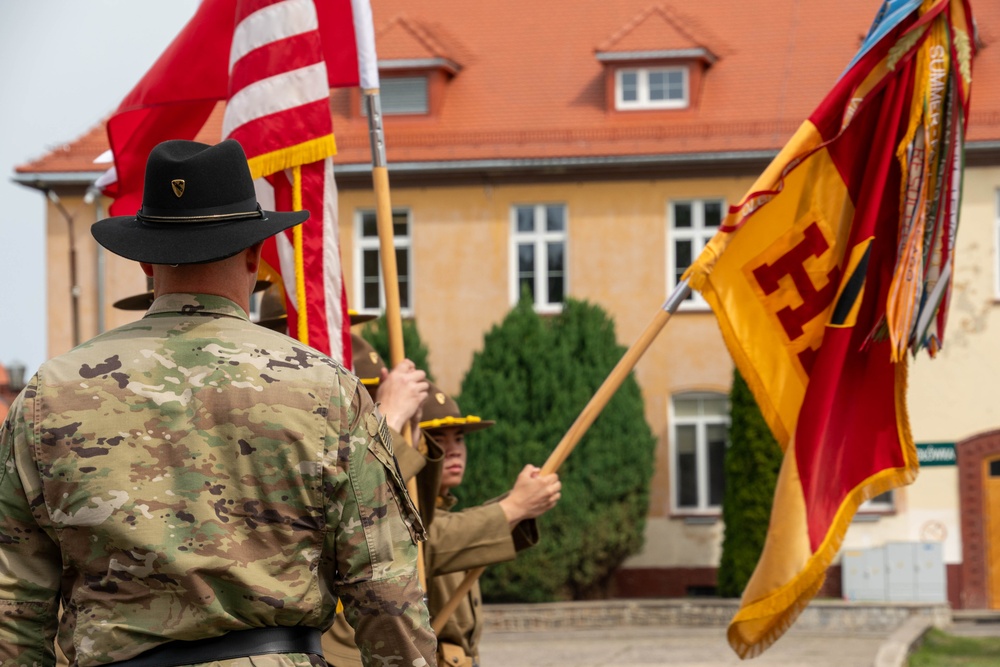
[616,66,688,110]
[363,76,430,115]
[360,16,462,119]
[596,5,717,114]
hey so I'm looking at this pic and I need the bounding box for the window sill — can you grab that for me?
[852,509,896,522]
[671,514,721,525]
[675,303,712,313]
[615,102,690,112]
[532,304,564,316]
[356,309,415,320]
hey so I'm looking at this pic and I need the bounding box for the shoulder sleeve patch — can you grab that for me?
[367,413,426,544]
[367,411,393,456]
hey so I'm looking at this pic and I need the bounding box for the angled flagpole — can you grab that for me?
[364,88,426,590]
[431,281,691,633]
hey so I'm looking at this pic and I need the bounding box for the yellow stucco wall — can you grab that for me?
[907,167,1000,443]
[46,194,149,358]
[48,166,993,572]
[339,175,751,567]
[841,167,1000,566]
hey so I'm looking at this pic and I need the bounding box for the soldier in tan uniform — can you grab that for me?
[420,386,561,667]
[0,139,436,667]
[346,335,435,484]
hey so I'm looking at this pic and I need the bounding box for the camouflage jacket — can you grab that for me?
[0,294,435,667]
[321,434,444,667]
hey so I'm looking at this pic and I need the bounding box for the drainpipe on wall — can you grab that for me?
[47,187,100,346]
[46,190,81,348]
[89,186,105,334]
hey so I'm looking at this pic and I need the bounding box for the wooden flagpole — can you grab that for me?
[364,89,426,589]
[431,281,691,634]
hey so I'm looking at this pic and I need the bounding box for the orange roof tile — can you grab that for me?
[597,4,718,58]
[16,0,1000,177]
[18,121,111,175]
[377,15,457,63]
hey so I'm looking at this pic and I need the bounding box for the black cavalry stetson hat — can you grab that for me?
[92,139,308,264]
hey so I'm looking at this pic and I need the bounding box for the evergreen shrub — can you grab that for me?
[456,297,656,601]
[359,315,434,380]
[717,369,782,598]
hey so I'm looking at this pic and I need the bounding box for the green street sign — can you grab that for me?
[916,442,956,467]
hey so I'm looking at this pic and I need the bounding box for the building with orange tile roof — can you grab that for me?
[13,0,1000,608]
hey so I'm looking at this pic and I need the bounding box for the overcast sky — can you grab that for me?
[0,1,200,377]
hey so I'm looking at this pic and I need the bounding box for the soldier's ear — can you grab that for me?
[245,242,264,274]
[140,262,154,277]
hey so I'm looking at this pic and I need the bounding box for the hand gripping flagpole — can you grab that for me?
[365,89,426,590]
[430,280,692,634]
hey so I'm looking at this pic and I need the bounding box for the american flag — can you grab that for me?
[102,0,380,364]
[223,0,346,362]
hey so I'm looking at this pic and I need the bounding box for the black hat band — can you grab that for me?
[137,199,263,224]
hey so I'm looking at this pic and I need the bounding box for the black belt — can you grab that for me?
[107,627,323,667]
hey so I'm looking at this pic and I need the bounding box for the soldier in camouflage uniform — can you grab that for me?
[323,336,439,667]
[0,139,436,667]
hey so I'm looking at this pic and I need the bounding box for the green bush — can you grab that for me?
[456,297,656,601]
[359,315,434,380]
[717,369,782,598]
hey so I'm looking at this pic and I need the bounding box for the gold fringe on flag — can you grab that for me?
[246,135,337,181]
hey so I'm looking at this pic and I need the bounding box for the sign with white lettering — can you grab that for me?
[916,442,956,467]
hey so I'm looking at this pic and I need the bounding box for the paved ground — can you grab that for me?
[948,610,1000,637]
[479,624,887,667]
[474,600,1000,666]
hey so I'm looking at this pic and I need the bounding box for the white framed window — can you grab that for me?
[669,198,724,310]
[361,76,429,115]
[510,204,567,312]
[858,491,895,515]
[354,209,412,315]
[670,392,729,514]
[616,67,688,110]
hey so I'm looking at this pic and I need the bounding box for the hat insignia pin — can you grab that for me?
[435,392,446,405]
[171,179,186,198]
[368,352,379,364]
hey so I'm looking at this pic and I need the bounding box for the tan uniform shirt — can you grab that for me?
[425,495,538,664]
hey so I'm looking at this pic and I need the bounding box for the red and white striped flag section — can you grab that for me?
[223,0,345,362]
[101,0,380,363]
[681,0,974,658]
